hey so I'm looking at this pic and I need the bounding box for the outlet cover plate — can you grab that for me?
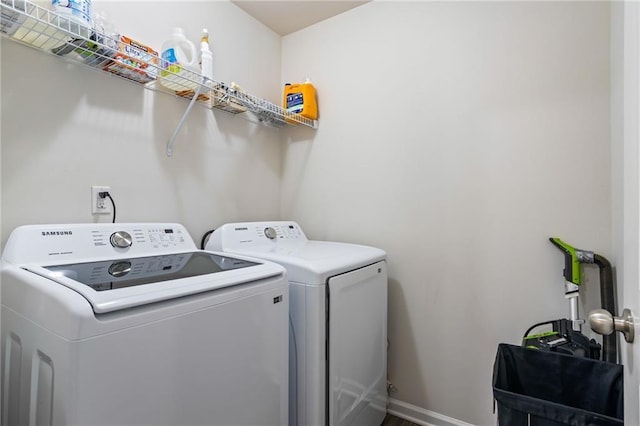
[91,186,111,214]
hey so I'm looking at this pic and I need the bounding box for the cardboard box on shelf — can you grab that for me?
[103,35,158,84]
[211,83,247,114]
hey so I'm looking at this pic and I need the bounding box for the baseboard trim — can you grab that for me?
[388,398,475,426]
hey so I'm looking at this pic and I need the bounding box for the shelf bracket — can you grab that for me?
[166,77,208,157]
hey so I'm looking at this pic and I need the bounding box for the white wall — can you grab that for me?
[1,1,284,248]
[281,2,611,424]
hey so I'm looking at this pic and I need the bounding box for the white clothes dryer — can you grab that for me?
[1,223,289,426]
[206,221,388,426]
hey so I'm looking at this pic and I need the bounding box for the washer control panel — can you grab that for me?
[91,226,187,250]
[2,223,196,265]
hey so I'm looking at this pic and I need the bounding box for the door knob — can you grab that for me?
[588,308,635,343]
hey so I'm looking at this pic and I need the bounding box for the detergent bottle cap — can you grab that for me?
[201,28,210,44]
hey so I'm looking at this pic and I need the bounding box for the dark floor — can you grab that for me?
[382,414,421,426]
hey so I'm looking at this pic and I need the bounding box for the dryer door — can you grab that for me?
[328,261,388,426]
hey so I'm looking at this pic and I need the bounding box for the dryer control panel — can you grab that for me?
[2,223,196,265]
[209,221,308,251]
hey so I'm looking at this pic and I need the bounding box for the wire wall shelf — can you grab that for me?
[1,0,318,155]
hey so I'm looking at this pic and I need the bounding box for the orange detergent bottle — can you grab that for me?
[283,79,318,120]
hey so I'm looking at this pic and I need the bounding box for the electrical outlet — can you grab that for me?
[91,186,111,214]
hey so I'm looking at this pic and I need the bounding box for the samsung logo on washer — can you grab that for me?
[42,231,73,236]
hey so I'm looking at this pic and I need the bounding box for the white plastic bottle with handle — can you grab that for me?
[159,27,199,91]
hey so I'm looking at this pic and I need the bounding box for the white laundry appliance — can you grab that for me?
[206,221,388,426]
[1,223,289,426]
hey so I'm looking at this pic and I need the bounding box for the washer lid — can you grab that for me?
[222,241,386,285]
[22,250,285,313]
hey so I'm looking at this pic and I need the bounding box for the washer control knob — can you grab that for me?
[108,260,132,278]
[110,231,132,249]
[264,227,278,240]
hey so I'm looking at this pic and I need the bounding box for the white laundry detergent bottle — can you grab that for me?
[159,27,200,91]
[51,0,92,37]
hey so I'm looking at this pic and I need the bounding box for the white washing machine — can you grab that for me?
[206,221,388,426]
[1,223,289,426]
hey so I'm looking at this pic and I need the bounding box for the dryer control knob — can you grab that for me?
[264,227,278,240]
[110,231,132,249]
